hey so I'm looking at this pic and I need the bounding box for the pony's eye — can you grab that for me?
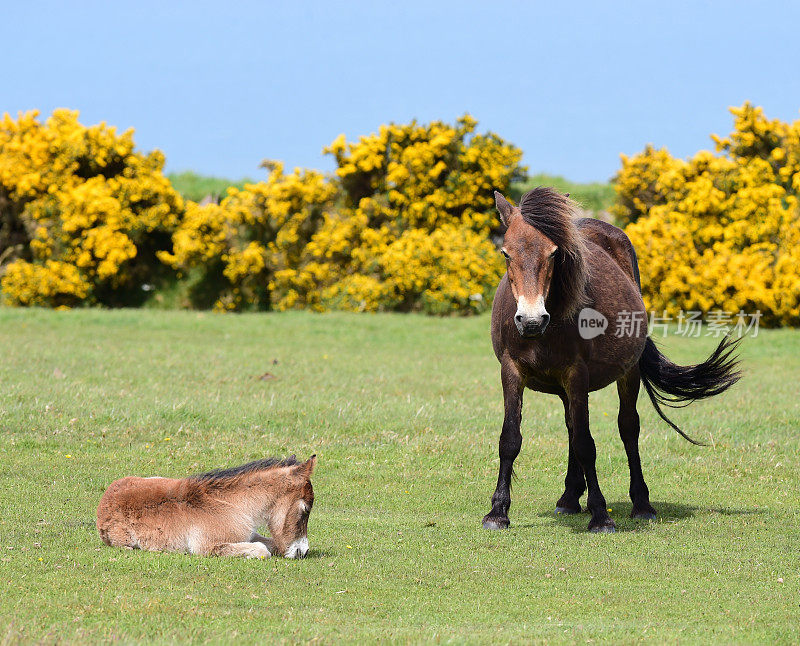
[501,249,510,260]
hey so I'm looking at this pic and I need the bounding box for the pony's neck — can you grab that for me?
[204,466,303,536]
[217,469,287,519]
[548,245,588,322]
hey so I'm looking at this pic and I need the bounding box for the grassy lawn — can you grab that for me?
[165,170,615,217]
[509,175,615,214]
[166,171,254,202]
[1,309,798,644]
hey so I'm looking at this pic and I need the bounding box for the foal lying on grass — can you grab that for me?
[97,455,315,559]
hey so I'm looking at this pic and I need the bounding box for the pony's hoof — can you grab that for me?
[482,516,510,530]
[555,506,581,515]
[632,511,657,521]
[588,520,616,534]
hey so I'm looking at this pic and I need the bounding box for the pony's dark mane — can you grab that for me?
[518,187,588,320]
[192,456,298,483]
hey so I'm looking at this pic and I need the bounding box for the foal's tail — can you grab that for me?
[638,335,742,445]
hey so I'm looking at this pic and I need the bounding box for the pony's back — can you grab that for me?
[576,217,641,289]
[97,476,186,549]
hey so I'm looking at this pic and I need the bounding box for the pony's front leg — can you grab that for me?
[483,360,524,530]
[565,365,615,533]
[251,531,276,553]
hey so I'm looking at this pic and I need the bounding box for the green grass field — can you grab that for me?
[166,170,616,216]
[509,174,616,213]
[1,309,798,644]
[166,171,254,202]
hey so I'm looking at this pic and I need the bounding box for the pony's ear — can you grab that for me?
[494,191,516,227]
[299,455,316,476]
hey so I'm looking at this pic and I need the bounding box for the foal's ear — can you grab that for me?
[494,191,516,227]
[299,455,317,476]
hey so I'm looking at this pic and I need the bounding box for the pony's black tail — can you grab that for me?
[638,335,742,445]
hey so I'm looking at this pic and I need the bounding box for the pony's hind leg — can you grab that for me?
[210,542,272,559]
[617,367,657,520]
[565,363,615,533]
[483,360,524,530]
[555,394,586,514]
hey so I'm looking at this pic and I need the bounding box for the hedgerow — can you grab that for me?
[5,106,798,324]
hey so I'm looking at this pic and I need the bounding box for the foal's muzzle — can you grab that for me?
[284,536,309,559]
[515,312,550,337]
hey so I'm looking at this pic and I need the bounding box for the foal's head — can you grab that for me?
[267,456,316,559]
[495,188,587,337]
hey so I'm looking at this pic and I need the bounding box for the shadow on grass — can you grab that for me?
[64,519,335,559]
[527,500,766,534]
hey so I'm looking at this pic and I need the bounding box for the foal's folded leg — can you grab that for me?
[209,542,272,558]
[251,532,276,553]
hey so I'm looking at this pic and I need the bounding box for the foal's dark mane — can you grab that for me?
[192,456,299,483]
[518,187,588,320]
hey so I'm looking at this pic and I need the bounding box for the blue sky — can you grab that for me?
[4,1,799,182]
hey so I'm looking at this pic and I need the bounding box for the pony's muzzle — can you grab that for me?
[515,311,550,337]
[284,536,309,559]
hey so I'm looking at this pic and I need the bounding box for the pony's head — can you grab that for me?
[266,455,316,558]
[495,188,587,337]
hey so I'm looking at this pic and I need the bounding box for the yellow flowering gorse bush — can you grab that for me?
[166,116,524,313]
[271,115,523,313]
[160,161,336,311]
[613,103,800,325]
[0,109,183,307]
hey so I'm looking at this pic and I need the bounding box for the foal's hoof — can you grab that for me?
[482,516,510,530]
[555,505,581,515]
[588,519,616,534]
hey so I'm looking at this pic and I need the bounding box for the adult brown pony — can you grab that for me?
[98,456,315,558]
[483,188,741,533]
